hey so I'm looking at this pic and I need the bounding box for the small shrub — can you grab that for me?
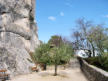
[85,53,108,72]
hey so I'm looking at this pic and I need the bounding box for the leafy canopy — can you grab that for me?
[33,43,51,65]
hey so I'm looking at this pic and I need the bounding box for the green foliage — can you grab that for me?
[85,53,108,71]
[86,26,107,56]
[50,44,73,65]
[103,39,108,51]
[83,24,108,71]
[49,43,73,75]
[72,18,108,57]
[60,44,74,63]
[33,42,74,65]
[33,43,51,65]
[48,35,63,47]
[33,36,74,75]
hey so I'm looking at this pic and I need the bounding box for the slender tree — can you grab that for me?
[50,44,73,76]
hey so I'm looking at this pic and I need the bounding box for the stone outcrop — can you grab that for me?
[0,0,40,77]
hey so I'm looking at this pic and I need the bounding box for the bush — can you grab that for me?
[85,53,108,72]
[33,43,51,70]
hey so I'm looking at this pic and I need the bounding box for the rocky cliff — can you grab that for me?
[0,0,40,77]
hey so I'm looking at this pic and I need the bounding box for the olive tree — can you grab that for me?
[33,43,51,70]
[33,35,74,75]
[50,44,73,76]
[48,35,74,76]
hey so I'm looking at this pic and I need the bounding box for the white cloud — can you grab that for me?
[105,15,108,18]
[65,0,72,7]
[60,12,64,16]
[48,16,56,21]
[65,2,72,7]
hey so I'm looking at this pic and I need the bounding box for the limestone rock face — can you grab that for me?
[0,0,40,77]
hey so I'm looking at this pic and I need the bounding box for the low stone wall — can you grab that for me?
[77,57,108,81]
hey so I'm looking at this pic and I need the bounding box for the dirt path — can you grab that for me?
[9,59,88,81]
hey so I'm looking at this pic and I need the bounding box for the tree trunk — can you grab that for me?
[107,49,108,52]
[88,50,92,57]
[54,64,57,76]
[91,43,95,57]
[43,64,47,70]
[92,46,95,57]
[41,63,47,70]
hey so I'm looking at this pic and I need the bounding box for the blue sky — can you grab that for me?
[36,0,108,42]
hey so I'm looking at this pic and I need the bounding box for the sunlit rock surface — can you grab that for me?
[0,0,40,77]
